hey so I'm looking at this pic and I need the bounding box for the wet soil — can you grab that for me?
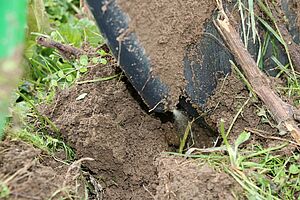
[155,156,242,200]
[0,140,84,200]
[117,0,216,108]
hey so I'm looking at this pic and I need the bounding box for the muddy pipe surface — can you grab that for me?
[86,0,299,115]
[86,0,169,112]
[86,0,234,113]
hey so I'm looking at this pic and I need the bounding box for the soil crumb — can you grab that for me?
[204,73,297,155]
[0,140,84,200]
[117,0,216,108]
[44,61,240,199]
[155,156,242,200]
[204,74,262,141]
[45,64,176,199]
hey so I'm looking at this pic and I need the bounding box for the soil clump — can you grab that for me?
[155,156,242,200]
[44,64,177,199]
[0,140,84,200]
[203,73,297,155]
[42,62,248,199]
[117,0,216,108]
[204,74,264,141]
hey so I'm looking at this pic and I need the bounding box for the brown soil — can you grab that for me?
[203,73,297,155]
[204,74,264,141]
[3,1,300,200]
[39,60,246,199]
[45,64,176,199]
[155,156,243,200]
[0,140,85,200]
[117,0,216,109]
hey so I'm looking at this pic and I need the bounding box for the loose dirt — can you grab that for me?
[45,64,176,199]
[155,156,242,200]
[2,1,300,199]
[204,74,263,141]
[0,140,85,200]
[203,72,297,155]
[39,60,244,199]
[117,0,216,108]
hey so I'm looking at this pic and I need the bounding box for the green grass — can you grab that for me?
[175,1,300,199]
[3,0,104,160]
[0,182,10,199]
[173,127,300,199]
[10,129,75,160]
[3,0,300,199]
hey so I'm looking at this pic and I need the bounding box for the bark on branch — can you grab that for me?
[214,1,300,144]
[36,36,85,59]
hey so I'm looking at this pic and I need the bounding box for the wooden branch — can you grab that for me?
[36,36,85,59]
[214,3,300,144]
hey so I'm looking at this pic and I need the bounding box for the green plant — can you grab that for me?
[4,0,100,159]
[11,129,75,160]
[0,182,10,199]
[0,0,27,139]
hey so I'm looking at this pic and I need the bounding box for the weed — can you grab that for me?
[174,1,300,194]
[10,129,75,160]
[0,182,10,199]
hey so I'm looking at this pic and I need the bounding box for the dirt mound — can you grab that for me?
[46,64,177,199]
[155,156,242,200]
[0,140,84,200]
[204,74,264,141]
[117,0,216,108]
[42,61,249,199]
[203,73,296,155]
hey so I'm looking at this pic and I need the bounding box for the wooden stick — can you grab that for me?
[36,36,85,59]
[245,127,300,147]
[214,1,300,144]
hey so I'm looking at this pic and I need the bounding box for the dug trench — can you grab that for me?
[40,60,295,199]
[1,62,296,199]
[2,1,300,199]
[41,61,244,199]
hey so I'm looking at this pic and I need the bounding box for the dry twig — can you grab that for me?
[245,127,300,147]
[214,0,300,144]
[36,36,86,59]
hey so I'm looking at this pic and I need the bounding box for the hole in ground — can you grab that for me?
[121,71,219,150]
